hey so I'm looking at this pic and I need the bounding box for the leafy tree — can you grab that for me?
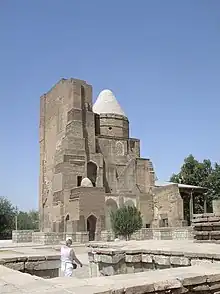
[170,155,213,186]
[170,154,220,213]
[110,206,143,240]
[207,163,220,200]
[17,210,39,231]
[0,197,16,233]
[0,196,39,234]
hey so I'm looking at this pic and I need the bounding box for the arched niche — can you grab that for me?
[87,161,97,187]
[115,141,124,156]
[105,199,118,231]
[65,214,71,232]
[81,85,85,100]
[87,214,97,241]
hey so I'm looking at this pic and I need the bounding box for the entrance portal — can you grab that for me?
[87,214,97,241]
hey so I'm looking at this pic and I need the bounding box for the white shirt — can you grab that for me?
[61,245,72,263]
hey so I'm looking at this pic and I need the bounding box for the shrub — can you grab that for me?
[110,206,143,240]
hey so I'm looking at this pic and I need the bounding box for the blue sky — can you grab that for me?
[0,1,219,211]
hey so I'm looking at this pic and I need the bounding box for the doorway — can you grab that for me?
[65,214,70,233]
[87,214,97,241]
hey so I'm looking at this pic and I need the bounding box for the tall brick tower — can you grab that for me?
[39,78,98,232]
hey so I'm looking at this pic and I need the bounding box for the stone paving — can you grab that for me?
[0,239,84,249]
[3,239,220,280]
[0,240,90,279]
[1,239,220,292]
[89,239,220,255]
[2,264,220,293]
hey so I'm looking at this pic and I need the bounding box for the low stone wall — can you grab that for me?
[193,213,220,242]
[32,231,89,245]
[32,232,65,245]
[66,232,89,243]
[135,227,193,240]
[12,230,34,243]
[88,242,220,277]
[13,227,192,245]
[3,264,220,293]
[99,227,193,242]
[0,254,60,278]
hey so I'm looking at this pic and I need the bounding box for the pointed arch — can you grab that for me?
[65,214,71,232]
[87,161,97,187]
[124,200,135,207]
[87,214,97,241]
[116,141,124,156]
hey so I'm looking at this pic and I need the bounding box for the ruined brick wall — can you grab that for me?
[97,139,155,196]
[139,192,154,226]
[152,184,184,228]
[39,78,95,231]
[78,187,105,232]
[39,80,71,219]
[136,159,155,193]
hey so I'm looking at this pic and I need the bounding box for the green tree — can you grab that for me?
[170,154,220,213]
[0,197,16,233]
[207,163,220,200]
[17,210,39,231]
[110,206,143,240]
[170,155,213,186]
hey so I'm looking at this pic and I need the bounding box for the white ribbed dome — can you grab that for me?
[93,89,126,116]
[81,177,93,187]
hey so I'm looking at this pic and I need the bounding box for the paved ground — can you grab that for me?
[2,239,220,280]
[2,239,220,292]
[0,239,84,248]
[70,246,90,278]
[89,239,220,255]
[0,240,12,246]
[3,263,220,294]
[0,240,90,279]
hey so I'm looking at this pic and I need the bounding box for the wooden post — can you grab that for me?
[189,190,194,223]
[204,194,207,213]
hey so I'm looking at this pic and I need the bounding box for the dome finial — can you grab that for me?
[93,89,126,116]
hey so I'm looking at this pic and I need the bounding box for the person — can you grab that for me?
[60,237,83,277]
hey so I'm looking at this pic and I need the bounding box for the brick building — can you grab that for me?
[39,78,203,239]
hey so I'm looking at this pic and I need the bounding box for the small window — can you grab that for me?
[130,140,135,150]
[81,86,85,99]
[145,224,150,228]
[159,218,169,227]
[77,176,82,187]
[164,218,169,227]
[95,114,100,135]
[109,127,112,130]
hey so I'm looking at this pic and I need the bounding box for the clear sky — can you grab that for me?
[0,1,219,211]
